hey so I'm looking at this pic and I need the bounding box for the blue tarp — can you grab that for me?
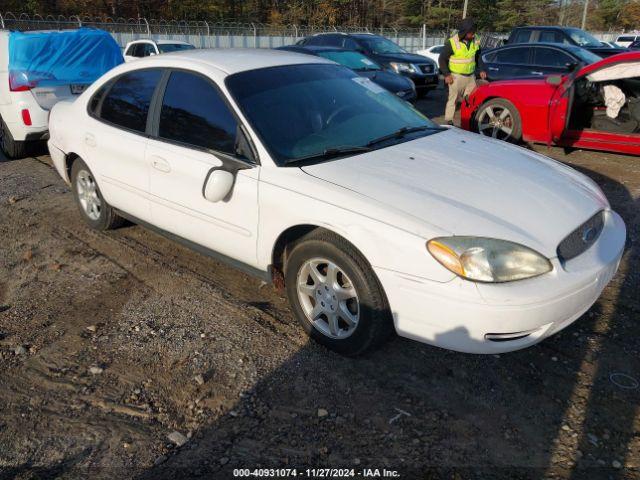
[8,28,123,90]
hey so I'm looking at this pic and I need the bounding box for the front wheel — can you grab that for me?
[475,98,522,143]
[285,230,393,356]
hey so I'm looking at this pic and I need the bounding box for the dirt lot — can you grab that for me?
[1,86,639,480]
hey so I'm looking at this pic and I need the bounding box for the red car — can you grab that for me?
[461,51,640,156]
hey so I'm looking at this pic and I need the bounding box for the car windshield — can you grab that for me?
[357,36,407,54]
[571,47,602,64]
[158,43,195,53]
[226,64,440,165]
[316,50,381,71]
[567,28,602,48]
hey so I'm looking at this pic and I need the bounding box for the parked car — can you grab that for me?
[47,49,625,355]
[124,39,195,62]
[482,43,601,81]
[461,51,640,156]
[628,39,640,50]
[615,34,640,48]
[297,33,439,96]
[508,26,627,58]
[416,44,444,66]
[277,45,416,101]
[0,28,122,159]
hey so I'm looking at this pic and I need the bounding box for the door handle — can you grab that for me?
[84,133,96,147]
[150,155,171,173]
[531,71,544,76]
[488,66,499,71]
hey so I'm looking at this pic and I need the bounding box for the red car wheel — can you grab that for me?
[475,99,522,143]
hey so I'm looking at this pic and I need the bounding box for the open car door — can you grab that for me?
[548,75,573,144]
[553,52,640,156]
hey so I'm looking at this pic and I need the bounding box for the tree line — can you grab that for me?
[5,0,640,31]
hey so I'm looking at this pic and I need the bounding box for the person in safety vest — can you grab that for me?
[438,18,486,125]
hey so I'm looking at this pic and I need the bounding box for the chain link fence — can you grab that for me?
[0,12,622,52]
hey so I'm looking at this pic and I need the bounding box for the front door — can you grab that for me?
[146,70,259,267]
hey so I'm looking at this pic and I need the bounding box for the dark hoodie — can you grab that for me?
[438,18,483,76]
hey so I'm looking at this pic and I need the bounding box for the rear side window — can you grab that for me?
[88,84,109,116]
[533,47,572,67]
[511,29,532,43]
[158,71,238,154]
[495,47,529,64]
[100,69,162,133]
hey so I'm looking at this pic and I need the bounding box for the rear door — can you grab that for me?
[85,68,163,221]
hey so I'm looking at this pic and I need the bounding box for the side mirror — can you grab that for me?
[203,169,235,202]
[565,61,578,71]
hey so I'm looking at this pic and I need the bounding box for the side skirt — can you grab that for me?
[114,209,272,284]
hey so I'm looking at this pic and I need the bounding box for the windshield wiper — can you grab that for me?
[285,146,372,165]
[366,125,445,148]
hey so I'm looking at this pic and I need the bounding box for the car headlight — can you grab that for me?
[390,62,417,74]
[427,237,552,283]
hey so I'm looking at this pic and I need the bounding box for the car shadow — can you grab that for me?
[132,164,638,478]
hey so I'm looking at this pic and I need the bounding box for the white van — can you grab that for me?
[123,39,195,62]
[0,28,122,158]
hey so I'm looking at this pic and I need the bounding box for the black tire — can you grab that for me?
[70,158,125,231]
[474,98,522,143]
[284,229,393,356]
[0,116,27,159]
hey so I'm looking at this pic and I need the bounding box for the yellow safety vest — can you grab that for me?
[448,35,480,75]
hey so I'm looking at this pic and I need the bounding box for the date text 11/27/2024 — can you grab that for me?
[232,468,401,478]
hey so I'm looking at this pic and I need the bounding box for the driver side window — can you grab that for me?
[158,71,239,155]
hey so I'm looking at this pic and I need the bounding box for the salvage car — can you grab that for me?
[297,33,439,97]
[47,49,625,355]
[482,43,600,81]
[276,45,416,101]
[508,26,627,58]
[123,39,195,62]
[0,28,122,158]
[461,51,640,156]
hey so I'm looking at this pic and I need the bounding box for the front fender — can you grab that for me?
[256,167,456,283]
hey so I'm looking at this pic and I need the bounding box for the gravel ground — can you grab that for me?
[0,86,639,480]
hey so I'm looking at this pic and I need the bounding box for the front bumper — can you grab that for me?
[376,210,626,354]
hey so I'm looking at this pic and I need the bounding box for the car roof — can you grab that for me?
[512,26,577,31]
[128,48,334,74]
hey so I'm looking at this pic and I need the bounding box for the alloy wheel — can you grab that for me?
[477,104,515,141]
[296,258,360,339]
[76,169,102,221]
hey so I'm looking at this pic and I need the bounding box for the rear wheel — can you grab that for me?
[0,116,27,159]
[71,158,125,230]
[285,230,393,356]
[475,98,522,143]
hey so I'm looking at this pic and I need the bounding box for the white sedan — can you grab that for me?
[416,44,444,66]
[47,49,626,356]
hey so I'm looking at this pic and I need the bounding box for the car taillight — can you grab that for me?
[9,73,35,92]
[21,109,32,126]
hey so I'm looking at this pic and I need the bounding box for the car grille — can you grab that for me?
[417,63,434,74]
[557,210,605,263]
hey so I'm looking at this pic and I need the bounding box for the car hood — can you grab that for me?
[374,52,434,65]
[586,46,628,57]
[357,69,414,92]
[300,129,608,257]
